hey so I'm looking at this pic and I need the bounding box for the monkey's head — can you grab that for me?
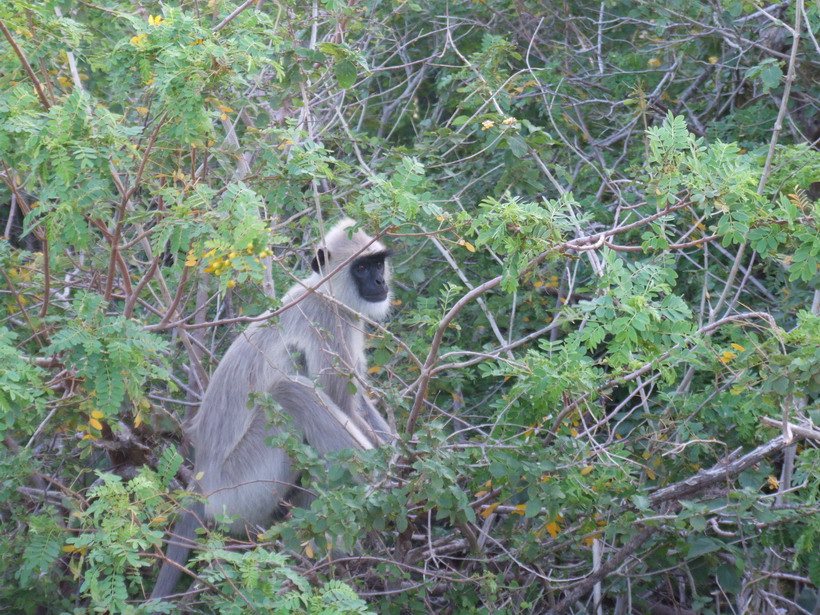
[311,218,393,320]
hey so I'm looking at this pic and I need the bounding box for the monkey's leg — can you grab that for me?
[150,430,296,604]
[198,410,300,534]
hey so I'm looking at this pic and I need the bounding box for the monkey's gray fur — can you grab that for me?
[149,219,393,602]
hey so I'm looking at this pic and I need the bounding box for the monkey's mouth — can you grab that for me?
[362,290,388,302]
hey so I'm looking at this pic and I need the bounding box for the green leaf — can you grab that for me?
[630,495,650,510]
[18,522,62,587]
[745,59,782,93]
[759,63,782,91]
[525,498,541,518]
[810,554,820,586]
[507,135,528,158]
[716,564,742,594]
[156,447,183,487]
[335,60,357,89]
[689,516,706,531]
[686,535,723,559]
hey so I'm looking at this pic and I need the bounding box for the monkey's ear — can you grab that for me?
[311,249,328,273]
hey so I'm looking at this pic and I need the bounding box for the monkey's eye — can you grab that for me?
[356,264,367,273]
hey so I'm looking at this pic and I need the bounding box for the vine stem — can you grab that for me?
[757,0,803,194]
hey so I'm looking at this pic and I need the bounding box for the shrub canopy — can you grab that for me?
[1,1,818,613]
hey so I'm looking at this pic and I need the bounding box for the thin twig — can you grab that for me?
[0,19,51,110]
[104,112,168,302]
[213,0,258,33]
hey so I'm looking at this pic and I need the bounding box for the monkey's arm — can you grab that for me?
[271,375,379,452]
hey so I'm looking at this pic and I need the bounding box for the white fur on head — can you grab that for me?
[312,218,392,321]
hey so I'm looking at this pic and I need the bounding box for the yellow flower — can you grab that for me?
[708,56,719,64]
[130,33,148,48]
[730,343,746,352]
[148,15,165,26]
[502,117,517,125]
[647,57,662,68]
[204,258,224,274]
[481,120,495,131]
[719,351,737,364]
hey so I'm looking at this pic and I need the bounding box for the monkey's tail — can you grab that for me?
[148,499,204,607]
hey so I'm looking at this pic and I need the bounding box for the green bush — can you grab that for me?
[1,1,818,613]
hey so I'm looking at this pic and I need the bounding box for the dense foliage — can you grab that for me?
[1,0,819,613]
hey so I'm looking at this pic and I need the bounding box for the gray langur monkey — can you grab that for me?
[150,218,394,601]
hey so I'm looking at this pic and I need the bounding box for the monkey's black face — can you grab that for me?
[352,253,389,302]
